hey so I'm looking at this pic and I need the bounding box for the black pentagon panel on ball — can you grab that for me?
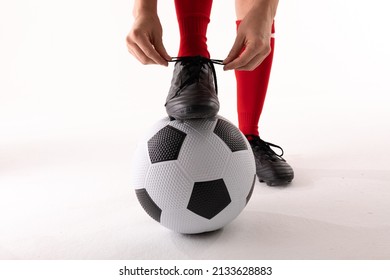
[135,188,162,223]
[213,119,248,152]
[147,125,187,163]
[246,174,257,205]
[187,179,231,219]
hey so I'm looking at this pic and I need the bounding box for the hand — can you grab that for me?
[126,13,171,66]
[223,8,273,71]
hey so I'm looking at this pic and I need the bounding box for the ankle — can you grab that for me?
[245,135,259,141]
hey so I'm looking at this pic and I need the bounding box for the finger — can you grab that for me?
[136,34,169,66]
[126,36,155,64]
[222,35,245,66]
[224,44,258,71]
[235,53,266,71]
[127,42,155,65]
[226,40,272,71]
[153,37,171,64]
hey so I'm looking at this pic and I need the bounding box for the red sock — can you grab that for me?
[235,21,275,137]
[174,0,212,58]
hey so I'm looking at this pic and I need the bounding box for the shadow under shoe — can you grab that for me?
[248,136,294,186]
[165,56,223,120]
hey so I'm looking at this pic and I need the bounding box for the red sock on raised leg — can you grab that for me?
[174,0,213,58]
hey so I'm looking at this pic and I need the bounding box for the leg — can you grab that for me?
[235,0,275,137]
[234,0,293,186]
[165,0,219,119]
[174,0,213,58]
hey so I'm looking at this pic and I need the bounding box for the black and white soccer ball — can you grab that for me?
[131,116,256,234]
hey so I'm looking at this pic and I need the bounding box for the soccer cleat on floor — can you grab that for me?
[248,135,294,186]
[165,56,223,120]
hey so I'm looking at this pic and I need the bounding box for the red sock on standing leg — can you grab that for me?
[174,0,212,58]
[235,21,275,138]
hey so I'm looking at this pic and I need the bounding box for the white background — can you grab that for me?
[1,0,390,259]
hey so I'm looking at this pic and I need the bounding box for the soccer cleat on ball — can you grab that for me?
[131,116,256,234]
[248,136,294,186]
[165,56,223,120]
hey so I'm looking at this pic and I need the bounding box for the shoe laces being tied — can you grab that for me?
[169,56,224,97]
[250,137,286,162]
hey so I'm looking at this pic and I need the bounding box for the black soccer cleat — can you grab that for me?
[165,56,223,120]
[248,135,294,186]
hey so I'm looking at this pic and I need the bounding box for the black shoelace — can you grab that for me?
[250,137,285,161]
[169,56,224,97]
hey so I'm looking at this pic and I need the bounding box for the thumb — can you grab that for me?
[154,38,171,62]
[223,35,244,67]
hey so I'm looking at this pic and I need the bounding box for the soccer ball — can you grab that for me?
[131,116,256,234]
